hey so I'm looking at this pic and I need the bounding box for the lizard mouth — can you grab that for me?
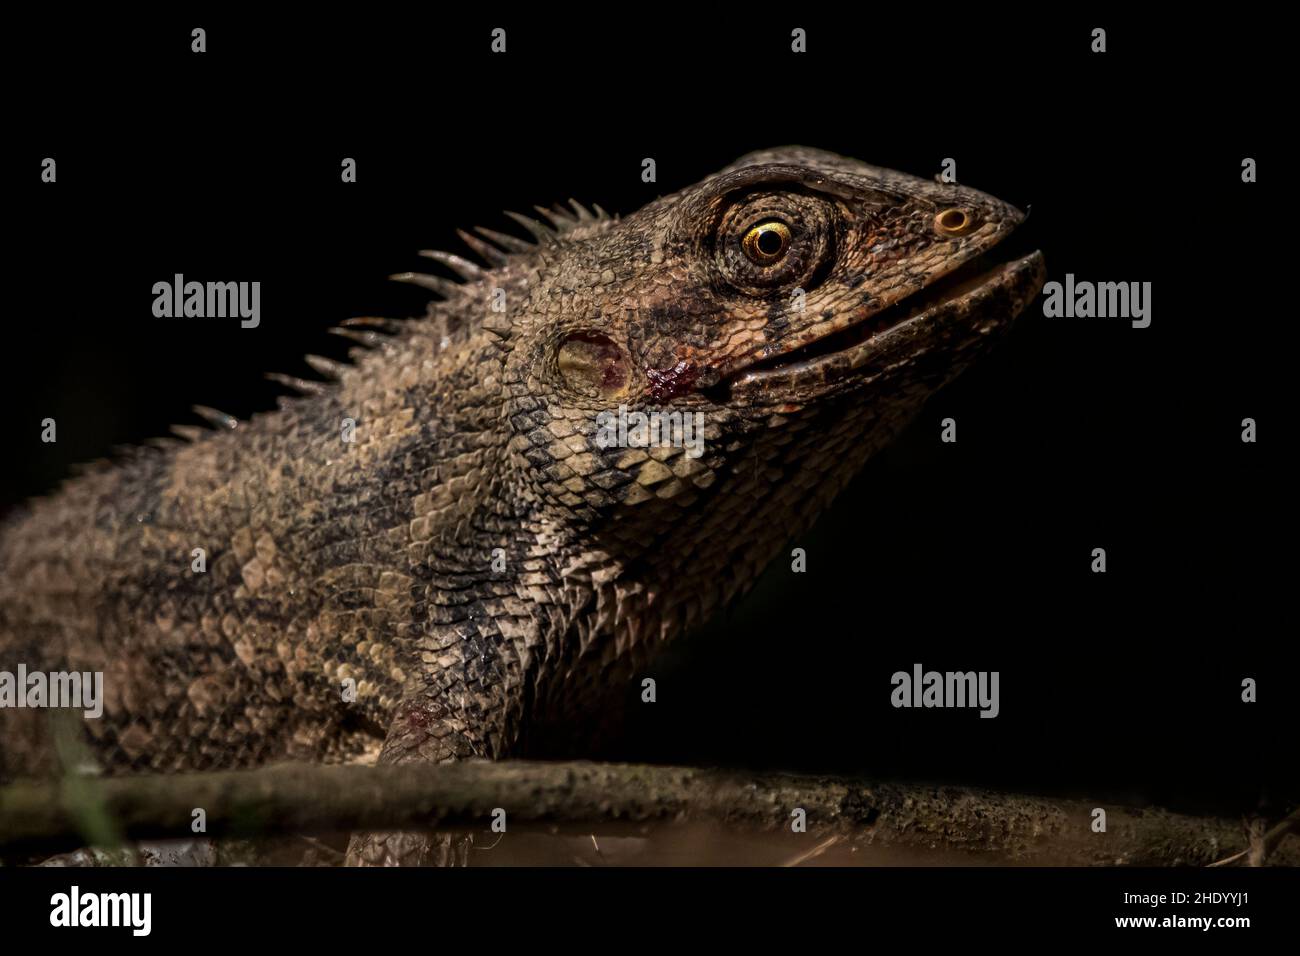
[725,243,1046,394]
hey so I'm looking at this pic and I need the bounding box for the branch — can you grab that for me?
[1209,807,1300,867]
[1,760,1295,865]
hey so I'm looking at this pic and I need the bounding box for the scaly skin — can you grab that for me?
[0,147,1044,863]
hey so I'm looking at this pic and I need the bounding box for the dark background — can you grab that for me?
[7,12,1292,818]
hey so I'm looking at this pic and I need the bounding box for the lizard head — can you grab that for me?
[484,147,1044,528]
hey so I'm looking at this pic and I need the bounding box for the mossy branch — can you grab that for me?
[0,760,1294,866]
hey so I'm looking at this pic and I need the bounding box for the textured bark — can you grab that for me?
[1,760,1292,866]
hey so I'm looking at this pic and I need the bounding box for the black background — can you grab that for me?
[7,12,1292,819]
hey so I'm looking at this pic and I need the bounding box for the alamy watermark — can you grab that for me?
[1041,274,1151,328]
[595,404,705,459]
[0,664,103,718]
[891,663,999,718]
[152,274,260,328]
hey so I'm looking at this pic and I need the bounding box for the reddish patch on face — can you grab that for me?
[396,699,447,731]
[646,360,699,402]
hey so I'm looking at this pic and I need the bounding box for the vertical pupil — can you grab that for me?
[757,229,783,255]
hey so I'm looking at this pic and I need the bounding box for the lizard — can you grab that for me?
[0,147,1045,864]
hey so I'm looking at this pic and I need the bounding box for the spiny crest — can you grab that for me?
[388,198,611,303]
[165,406,239,445]
[191,405,239,430]
[185,199,614,438]
[379,197,615,353]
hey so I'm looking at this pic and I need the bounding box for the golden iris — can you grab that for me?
[742,220,792,264]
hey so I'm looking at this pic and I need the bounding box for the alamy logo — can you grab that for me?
[890,663,1000,718]
[0,664,103,718]
[152,274,261,328]
[1041,274,1151,328]
[50,886,151,936]
[595,404,705,459]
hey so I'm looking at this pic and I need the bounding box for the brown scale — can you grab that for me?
[0,147,1043,863]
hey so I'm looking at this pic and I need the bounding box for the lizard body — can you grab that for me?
[0,147,1044,863]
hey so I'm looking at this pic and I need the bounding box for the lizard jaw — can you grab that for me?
[727,249,1046,395]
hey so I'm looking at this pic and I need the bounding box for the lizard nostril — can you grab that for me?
[934,208,976,237]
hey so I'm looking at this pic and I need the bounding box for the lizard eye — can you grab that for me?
[714,193,835,293]
[934,208,977,237]
[741,221,792,264]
